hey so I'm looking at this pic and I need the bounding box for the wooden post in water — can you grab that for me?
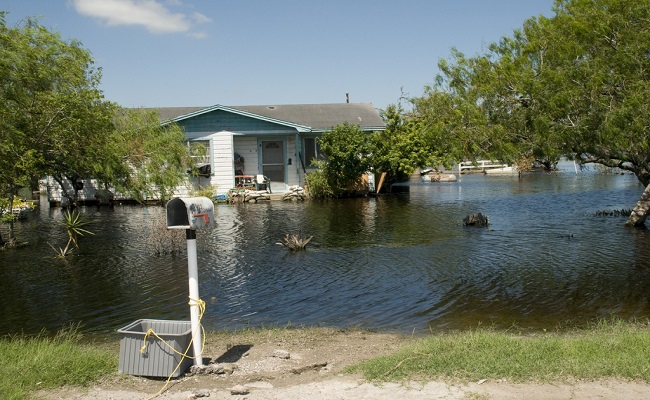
[376,172,387,194]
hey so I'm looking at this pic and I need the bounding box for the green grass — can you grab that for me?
[348,318,650,383]
[4,319,650,399]
[0,326,117,400]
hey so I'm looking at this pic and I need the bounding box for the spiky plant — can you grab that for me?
[50,210,94,258]
[276,231,313,251]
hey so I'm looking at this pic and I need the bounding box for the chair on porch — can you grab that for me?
[254,175,271,193]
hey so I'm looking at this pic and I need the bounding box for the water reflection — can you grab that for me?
[1,169,649,336]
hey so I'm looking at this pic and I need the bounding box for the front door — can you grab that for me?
[261,140,285,186]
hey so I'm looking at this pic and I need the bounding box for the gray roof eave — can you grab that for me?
[308,125,386,133]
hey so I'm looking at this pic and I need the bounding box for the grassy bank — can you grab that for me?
[4,319,650,399]
[0,326,117,400]
[348,319,650,383]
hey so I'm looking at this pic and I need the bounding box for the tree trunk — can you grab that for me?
[70,175,81,208]
[53,175,76,209]
[626,183,650,228]
[7,219,16,244]
[6,192,16,244]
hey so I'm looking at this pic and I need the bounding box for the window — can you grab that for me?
[303,137,324,167]
[188,140,210,164]
[188,140,211,176]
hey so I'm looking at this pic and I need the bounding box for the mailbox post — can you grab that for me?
[166,197,214,366]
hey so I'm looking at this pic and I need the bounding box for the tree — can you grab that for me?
[0,15,196,246]
[0,14,116,212]
[0,14,110,243]
[414,0,650,227]
[308,105,450,196]
[39,95,117,208]
[104,109,196,204]
[312,123,373,197]
[371,103,448,187]
[0,13,39,244]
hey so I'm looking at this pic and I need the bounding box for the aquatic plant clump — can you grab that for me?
[594,209,633,217]
[276,231,313,251]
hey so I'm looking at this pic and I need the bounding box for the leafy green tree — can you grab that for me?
[0,14,109,242]
[40,99,117,208]
[371,103,446,187]
[0,14,116,212]
[414,0,650,227]
[0,13,35,244]
[0,15,197,246]
[315,123,373,197]
[105,109,196,203]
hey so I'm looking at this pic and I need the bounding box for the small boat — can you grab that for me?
[484,166,518,174]
[459,160,517,174]
[421,170,458,182]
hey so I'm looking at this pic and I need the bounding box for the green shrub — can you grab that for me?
[190,185,218,199]
[305,167,334,198]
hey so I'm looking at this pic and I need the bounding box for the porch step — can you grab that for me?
[268,193,285,201]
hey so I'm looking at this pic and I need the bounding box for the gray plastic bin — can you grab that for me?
[118,319,193,377]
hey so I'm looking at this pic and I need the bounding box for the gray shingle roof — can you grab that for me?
[144,103,385,131]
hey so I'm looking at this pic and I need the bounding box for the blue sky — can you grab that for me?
[3,0,555,110]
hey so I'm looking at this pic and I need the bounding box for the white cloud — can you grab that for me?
[192,12,211,25]
[71,0,210,36]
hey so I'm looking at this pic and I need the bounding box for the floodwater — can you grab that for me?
[1,165,650,336]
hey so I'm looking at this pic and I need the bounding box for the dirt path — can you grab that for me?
[38,328,650,400]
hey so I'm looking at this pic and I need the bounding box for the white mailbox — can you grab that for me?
[166,197,214,230]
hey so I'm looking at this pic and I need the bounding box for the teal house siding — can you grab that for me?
[178,110,297,134]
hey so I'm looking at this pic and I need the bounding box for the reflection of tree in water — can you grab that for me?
[146,217,186,256]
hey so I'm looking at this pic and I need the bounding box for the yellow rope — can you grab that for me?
[140,329,154,353]
[142,296,208,400]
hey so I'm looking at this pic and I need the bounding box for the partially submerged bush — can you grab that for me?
[305,167,334,199]
[49,210,94,258]
[145,217,186,256]
[276,231,313,251]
